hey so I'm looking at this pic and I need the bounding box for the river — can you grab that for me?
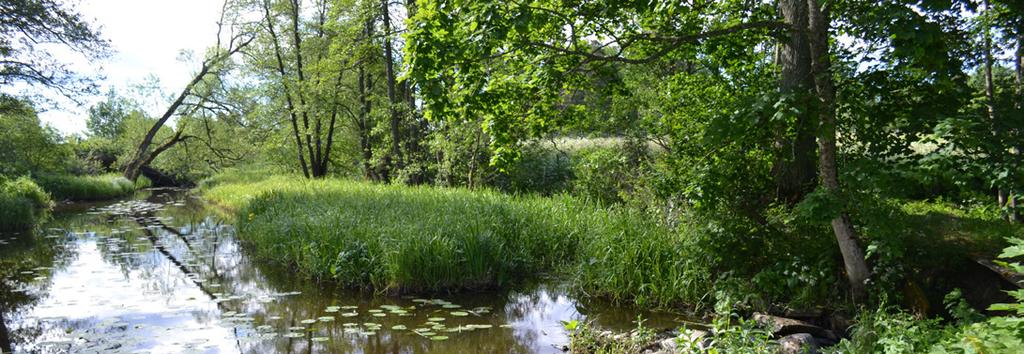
[0,189,688,353]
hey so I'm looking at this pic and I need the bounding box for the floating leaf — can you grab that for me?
[392,325,407,330]
[450,311,469,317]
[311,337,329,342]
[430,336,449,341]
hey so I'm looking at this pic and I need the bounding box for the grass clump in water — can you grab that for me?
[0,176,52,231]
[35,173,143,201]
[208,175,583,292]
[205,174,690,297]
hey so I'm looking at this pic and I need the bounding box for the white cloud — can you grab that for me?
[37,0,225,135]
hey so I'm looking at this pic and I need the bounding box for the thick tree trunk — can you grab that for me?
[806,0,870,301]
[381,0,403,174]
[774,0,819,205]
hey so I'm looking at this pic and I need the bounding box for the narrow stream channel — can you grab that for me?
[0,190,689,353]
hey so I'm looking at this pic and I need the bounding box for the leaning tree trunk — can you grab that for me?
[774,0,819,205]
[123,1,251,182]
[806,0,870,301]
[123,65,210,182]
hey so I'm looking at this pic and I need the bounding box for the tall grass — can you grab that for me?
[0,177,52,231]
[203,174,706,303]
[36,173,142,201]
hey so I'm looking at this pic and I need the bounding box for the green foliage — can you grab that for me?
[87,89,137,139]
[0,177,52,231]
[564,317,656,354]
[0,96,71,177]
[829,238,1024,353]
[493,143,572,196]
[0,0,108,96]
[35,174,138,201]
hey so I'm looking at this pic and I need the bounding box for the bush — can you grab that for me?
[35,174,138,201]
[493,144,573,195]
[827,238,1024,353]
[0,177,52,231]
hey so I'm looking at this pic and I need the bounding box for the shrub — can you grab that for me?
[0,177,52,231]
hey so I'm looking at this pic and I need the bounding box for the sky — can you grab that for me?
[36,0,226,135]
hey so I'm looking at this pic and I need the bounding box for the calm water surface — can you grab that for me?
[0,190,690,353]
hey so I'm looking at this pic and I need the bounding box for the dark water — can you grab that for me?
[0,190,690,353]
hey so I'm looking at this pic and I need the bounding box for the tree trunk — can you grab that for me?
[981,0,1008,217]
[289,0,320,177]
[774,0,819,205]
[1011,32,1022,223]
[123,2,251,182]
[806,0,870,301]
[123,64,211,182]
[263,0,311,178]
[381,0,403,175]
[0,311,12,354]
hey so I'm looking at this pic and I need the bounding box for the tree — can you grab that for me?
[87,89,137,139]
[0,95,68,177]
[0,0,109,99]
[405,0,871,296]
[122,0,254,182]
[256,0,368,179]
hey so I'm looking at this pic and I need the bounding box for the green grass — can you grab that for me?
[202,174,702,301]
[35,173,143,201]
[0,177,52,232]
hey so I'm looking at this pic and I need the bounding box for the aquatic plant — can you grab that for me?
[36,173,140,201]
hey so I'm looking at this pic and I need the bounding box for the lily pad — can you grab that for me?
[300,319,317,324]
[392,325,407,330]
[450,311,469,317]
[431,336,449,341]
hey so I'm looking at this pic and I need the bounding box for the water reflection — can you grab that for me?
[0,190,687,353]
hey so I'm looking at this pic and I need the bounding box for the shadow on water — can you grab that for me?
[0,190,694,353]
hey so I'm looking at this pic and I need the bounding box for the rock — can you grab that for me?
[753,313,831,339]
[659,337,678,351]
[778,333,820,354]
